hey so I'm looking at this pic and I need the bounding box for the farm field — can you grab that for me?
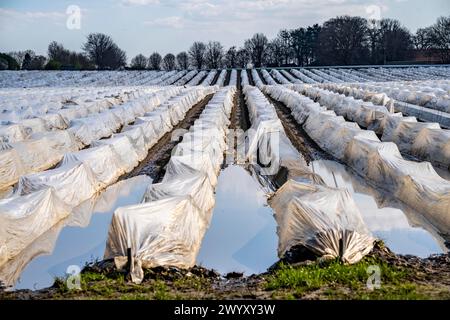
[0,65,449,299]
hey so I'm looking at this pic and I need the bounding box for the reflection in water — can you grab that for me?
[197,165,278,275]
[310,160,446,257]
[0,176,151,290]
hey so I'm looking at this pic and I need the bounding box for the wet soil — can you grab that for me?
[224,70,231,86]
[247,70,255,86]
[122,94,213,182]
[210,70,220,86]
[287,69,301,80]
[264,92,333,164]
[257,69,268,85]
[2,242,449,300]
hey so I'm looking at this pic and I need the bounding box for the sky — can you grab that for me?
[0,0,449,61]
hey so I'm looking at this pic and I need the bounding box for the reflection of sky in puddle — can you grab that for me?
[310,160,445,258]
[197,165,278,275]
[3,176,150,290]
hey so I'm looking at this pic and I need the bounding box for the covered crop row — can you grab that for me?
[228,69,237,87]
[104,87,236,283]
[280,70,302,84]
[186,71,207,86]
[261,69,277,85]
[251,69,264,88]
[0,88,182,191]
[270,69,290,84]
[0,86,216,266]
[241,70,249,86]
[292,84,450,171]
[265,85,450,233]
[0,87,149,124]
[290,69,316,84]
[0,87,157,142]
[199,70,217,86]
[214,70,227,87]
[243,85,374,264]
[320,82,450,129]
[173,70,198,86]
[347,82,450,113]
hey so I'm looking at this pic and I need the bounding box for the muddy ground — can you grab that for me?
[1,242,449,300]
[122,94,213,182]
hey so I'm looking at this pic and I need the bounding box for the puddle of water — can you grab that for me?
[197,165,278,275]
[310,160,446,258]
[0,175,151,290]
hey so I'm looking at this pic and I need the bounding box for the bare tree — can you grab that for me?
[244,33,268,67]
[368,19,412,64]
[189,42,206,69]
[148,52,162,70]
[414,27,434,50]
[162,53,176,71]
[82,33,126,69]
[316,16,370,65]
[103,44,126,69]
[429,16,450,63]
[278,29,292,65]
[22,52,46,70]
[235,48,249,68]
[30,55,47,70]
[224,46,237,68]
[21,51,36,70]
[176,51,189,69]
[48,41,69,62]
[266,38,284,67]
[130,54,148,70]
[8,50,33,68]
[205,41,224,69]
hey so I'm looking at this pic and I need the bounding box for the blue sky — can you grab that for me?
[0,0,448,61]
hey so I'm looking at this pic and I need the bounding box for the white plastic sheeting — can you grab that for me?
[228,69,237,87]
[0,71,171,88]
[290,69,317,84]
[241,70,249,86]
[261,69,277,85]
[215,70,227,87]
[348,81,450,113]
[0,175,151,288]
[270,69,290,84]
[302,84,450,171]
[280,70,302,84]
[0,188,71,266]
[0,87,154,139]
[186,71,208,86]
[174,70,198,86]
[105,87,235,283]
[243,85,374,263]
[0,87,214,266]
[0,88,182,191]
[251,69,264,88]
[265,85,450,227]
[200,70,217,86]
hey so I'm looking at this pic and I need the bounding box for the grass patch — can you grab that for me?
[265,257,416,299]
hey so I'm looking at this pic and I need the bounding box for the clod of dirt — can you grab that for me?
[225,271,244,279]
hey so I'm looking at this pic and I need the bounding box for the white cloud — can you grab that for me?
[0,8,65,21]
[144,16,185,28]
[121,0,160,6]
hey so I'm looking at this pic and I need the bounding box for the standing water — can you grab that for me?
[0,176,151,290]
[310,160,446,257]
[197,165,278,275]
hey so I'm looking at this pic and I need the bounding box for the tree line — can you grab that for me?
[1,15,448,71]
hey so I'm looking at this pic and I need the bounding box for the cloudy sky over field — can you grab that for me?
[0,0,448,58]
